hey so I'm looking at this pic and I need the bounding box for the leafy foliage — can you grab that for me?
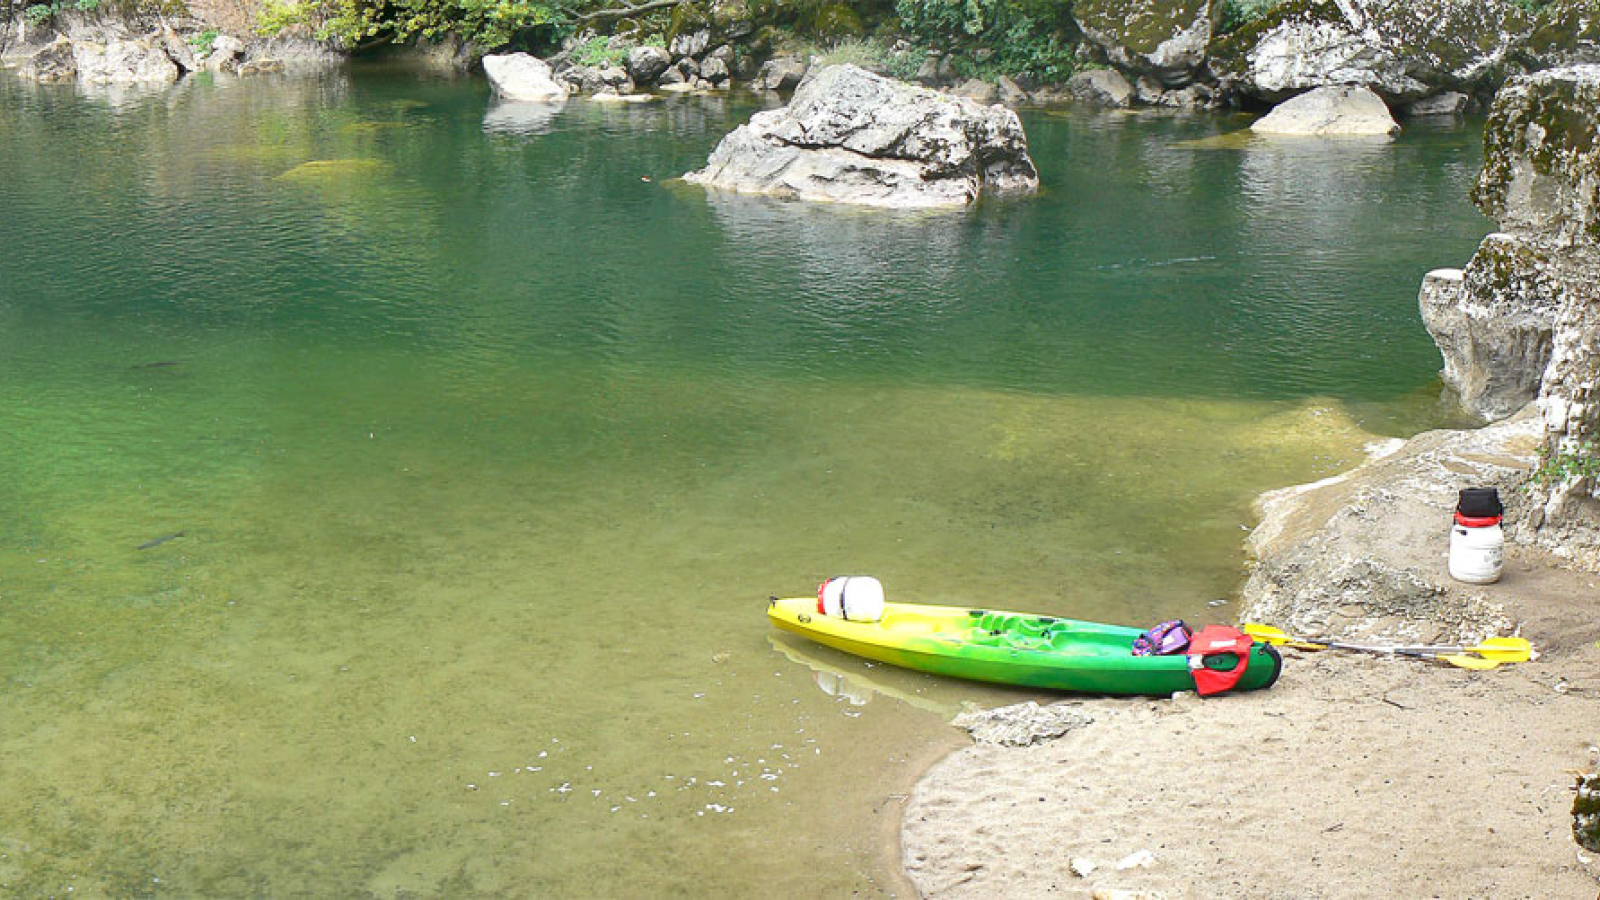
[1218,0,1276,34]
[570,33,627,64]
[894,0,1077,80]
[188,28,220,53]
[813,36,922,78]
[258,0,560,49]
[1532,440,1600,485]
[23,0,102,26]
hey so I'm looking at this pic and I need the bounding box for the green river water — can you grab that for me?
[0,65,1488,896]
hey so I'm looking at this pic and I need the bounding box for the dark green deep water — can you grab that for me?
[0,66,1488,895]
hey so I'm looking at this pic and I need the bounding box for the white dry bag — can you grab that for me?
[816,576,886,622]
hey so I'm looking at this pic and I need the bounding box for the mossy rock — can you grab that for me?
[1074,0,1212,55]
[1473,66,1600,243]
[1205,0,1342,79]
[708,0,753,32]
[666,2,711,43]
[1363,0,1533,87]
[1519,0,1600,69]
[804,2,864,39]
[1576,773,1600,852]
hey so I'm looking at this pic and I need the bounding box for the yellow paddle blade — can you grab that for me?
[1240,622,1327,650]
[1467,637,1532,662]
[1437,653,1501,670]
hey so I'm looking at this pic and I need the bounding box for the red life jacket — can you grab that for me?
[1187,625,1255,696]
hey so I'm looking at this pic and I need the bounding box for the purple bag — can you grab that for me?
[1131,620,1192,657]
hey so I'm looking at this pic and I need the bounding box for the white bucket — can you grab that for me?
[1449,520,1504,584]
[817,576,885,622]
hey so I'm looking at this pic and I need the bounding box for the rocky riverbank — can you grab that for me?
[6,0,1599,129]
[901,63,1600,898]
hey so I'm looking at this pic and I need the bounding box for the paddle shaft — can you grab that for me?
[1241,624,1529,661]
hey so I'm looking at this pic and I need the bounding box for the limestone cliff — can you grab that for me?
[1419,65,1600,564]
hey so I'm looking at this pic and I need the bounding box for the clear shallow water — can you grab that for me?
[0,66,1486,895]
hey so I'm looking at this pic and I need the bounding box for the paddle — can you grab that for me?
[1241,623,1532,669]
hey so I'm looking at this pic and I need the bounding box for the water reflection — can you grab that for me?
[699,188,971,290]
[482,98,567,135]
[75,79,173,111]
[769,635,964,718]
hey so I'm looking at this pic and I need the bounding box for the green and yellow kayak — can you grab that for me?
[767,597,1282,697]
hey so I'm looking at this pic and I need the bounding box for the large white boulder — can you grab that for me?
[72,36,180,84]
[482,52,569,101]
[683,64,1038,208]
[1251,85,1400,136]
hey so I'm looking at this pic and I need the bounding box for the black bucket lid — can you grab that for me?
[1457,487,1503,518]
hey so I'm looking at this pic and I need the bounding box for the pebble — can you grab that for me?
[1070,857,1098,877]
[1116,849,1156,870]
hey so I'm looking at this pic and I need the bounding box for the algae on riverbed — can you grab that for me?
[0,67,1495,895]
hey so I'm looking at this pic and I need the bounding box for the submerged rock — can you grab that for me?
[1251,85,1400,135]
[482,52,569,101]
[683,64,1039,208]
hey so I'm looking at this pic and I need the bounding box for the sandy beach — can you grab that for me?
[900,548,1600,899]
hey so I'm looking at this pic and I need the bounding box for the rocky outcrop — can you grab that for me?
[1240,415,1538,643]
[1419,65,1600,566]
[1073,0,1218,86]
[754,56,808,92]
[16,37,77,82]
[1251,84,1400,135]
[72,34,180,84]
[1211,0,1533,103]
[13,27,179,84]
[626,45,672,84]
[683,64,1039,208]
[482,52,569,101]
[1473,67,1600,245]
[1417,242,1566,421]
[1403,91,1469,116]
[1068,68,1138,107]
[1518,0,1600,70]
[7,18,336,86]
[404,32,486,73]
